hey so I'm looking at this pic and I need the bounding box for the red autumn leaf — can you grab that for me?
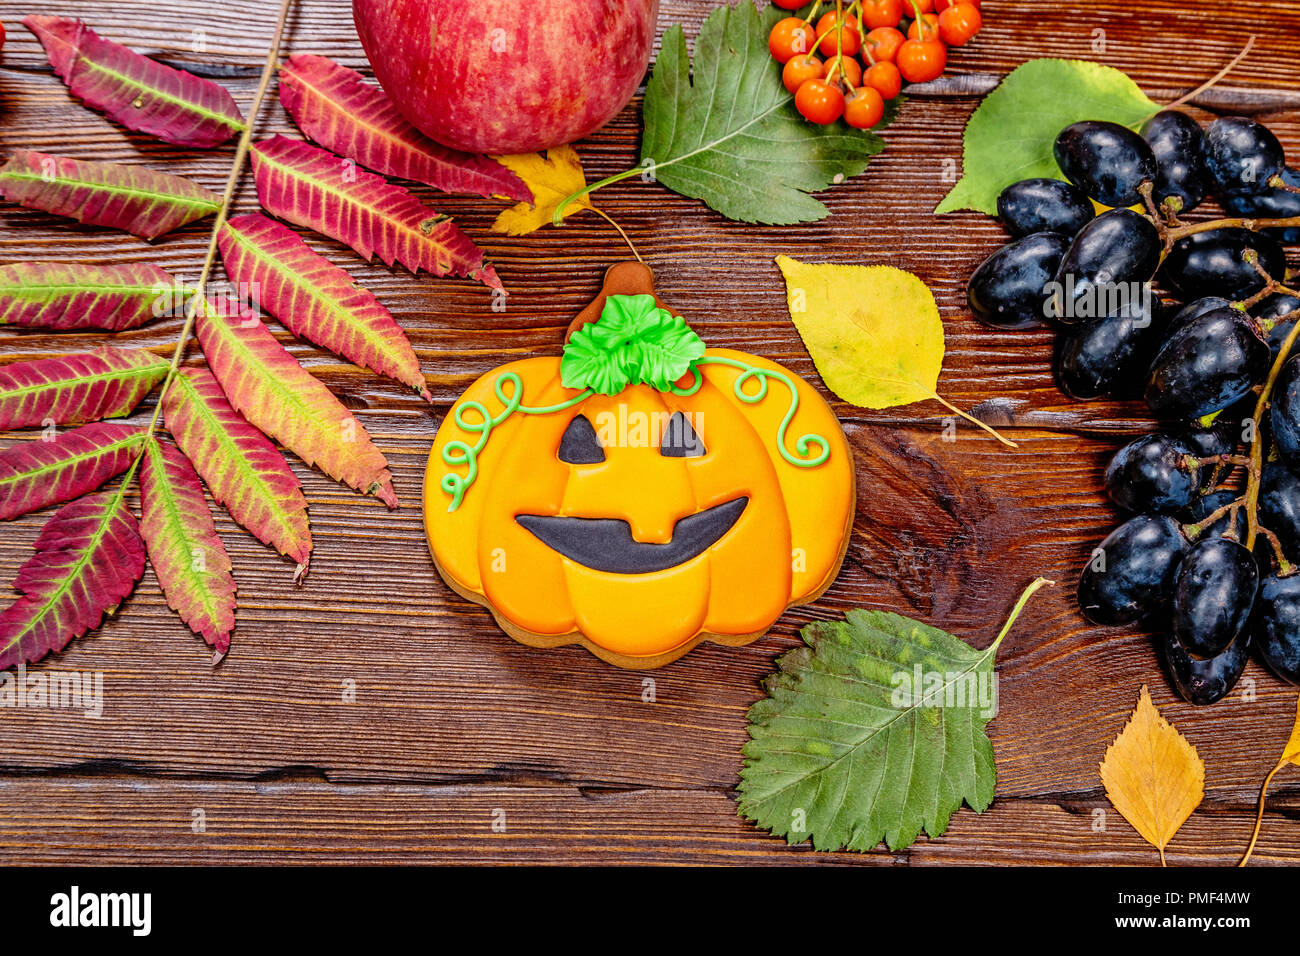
[278,54,530,202]
[161,368,312,572]
[0,261,185,331]
[0,422,144,521]
[195,298,398,506]
[249,135,503,291]
[0,489,146,670]
[0,345,169,430]
[139,436,236,655]
[24,15,244,148]
[0,150,222,240]
[219,213,431,400]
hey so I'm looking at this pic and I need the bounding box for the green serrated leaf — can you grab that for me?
[738,579,1051,852]
[640,1,894,225]
[936,58,1159,215]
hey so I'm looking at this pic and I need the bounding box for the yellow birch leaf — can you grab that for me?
[1100,685,1205,866]
[491,145,596,236]
[774,254,1015,446]
[1240,694,1300,866]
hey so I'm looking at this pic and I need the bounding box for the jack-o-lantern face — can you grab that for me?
[424,280,855,668]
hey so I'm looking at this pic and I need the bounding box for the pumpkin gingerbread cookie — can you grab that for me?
[423,263,856,668]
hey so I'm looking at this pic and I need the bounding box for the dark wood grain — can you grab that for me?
[1,0,1298,865]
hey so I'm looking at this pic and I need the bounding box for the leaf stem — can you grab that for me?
[553,166,645,226]
[1163,36,1255,112]
[987,577,1054,656]
[1239,758,1287,866]
[928,391,1018,448]
[589,206,644,264]
[144,0,296,440]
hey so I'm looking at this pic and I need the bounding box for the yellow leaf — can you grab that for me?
[1099,684,1205,866]
[774,255,1015,447]
[491,145,596,236]
[1241,694,1300,866]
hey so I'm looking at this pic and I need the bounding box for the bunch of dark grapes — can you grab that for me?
[967,111,1300,704]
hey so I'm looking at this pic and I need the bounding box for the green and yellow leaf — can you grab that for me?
[0,345,169,430]
[161,368,312,572]
[139,436,236,656]
[195,299,397,508]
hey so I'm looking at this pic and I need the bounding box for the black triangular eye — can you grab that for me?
[558,414,605,464]
[661,412,705,458]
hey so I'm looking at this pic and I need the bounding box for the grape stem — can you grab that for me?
[1243,276,1300,557]
[1189,453,1256,473]
[1137,182,1300,257]
[1163,214,1300,250]
[1270,174,1300,196]
[1172,255,1300,575]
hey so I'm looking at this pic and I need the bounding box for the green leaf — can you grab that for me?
[738,579,1051,852]
[640,1,894,225]
[560,294,705,395]
[936,58,1159,215]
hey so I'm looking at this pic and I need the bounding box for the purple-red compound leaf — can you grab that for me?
[279,53,530,202]
[162,368,312,572]
[0,345,169,430]
[24,15,244,148]
[139,436,236,655]
[0,489,145,670]
[0,261,185,331]
[0,150,221,240]
[219,213,430,400]
[0,422,144,521]
[249,135,503,290]
[196,299,398,507]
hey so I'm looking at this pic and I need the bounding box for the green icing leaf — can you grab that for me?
[936,58,1159,215]
[739,580,1051,852]
[640,1,895,225]
[561,294,705,396]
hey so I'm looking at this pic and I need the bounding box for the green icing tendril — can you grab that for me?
[439,296,831,512]
[672,357,830,469]
[439,372,591,512]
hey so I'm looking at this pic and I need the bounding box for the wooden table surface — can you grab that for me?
[1,0,1298,866]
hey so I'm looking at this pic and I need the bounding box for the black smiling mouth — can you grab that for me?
[516,497,749,574]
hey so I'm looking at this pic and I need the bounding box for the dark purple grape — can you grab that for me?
[1054,294,1165,400]
[1254,291,1300,324]
[996,178,1095,239]
[1078,515,1187,626]
[1145,307,1269,420]
[1222,168,1300,244]
[1170,536,1259,658]
[1176,415,1241,461]
[1260,459,1300,563]
[1252,573,1300,685]
[1105,434,1200,513]
[1162,629,1251,705]
[1271,355,1300,471]
[1169,296,1234,329]
[967,232,1070,329]
[1180,489,1247,540]
[1160,228,1287,301]
[1253,292,1300,361]
[1204,116,1286,197]
[1054,121,1158,207]
[1050,209,1161,325]
[1142,110,1210,213]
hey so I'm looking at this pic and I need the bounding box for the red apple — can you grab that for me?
[352,0,659,154]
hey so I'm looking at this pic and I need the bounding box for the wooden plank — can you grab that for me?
[0,776,1296,865]
[0,0,1298,864]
